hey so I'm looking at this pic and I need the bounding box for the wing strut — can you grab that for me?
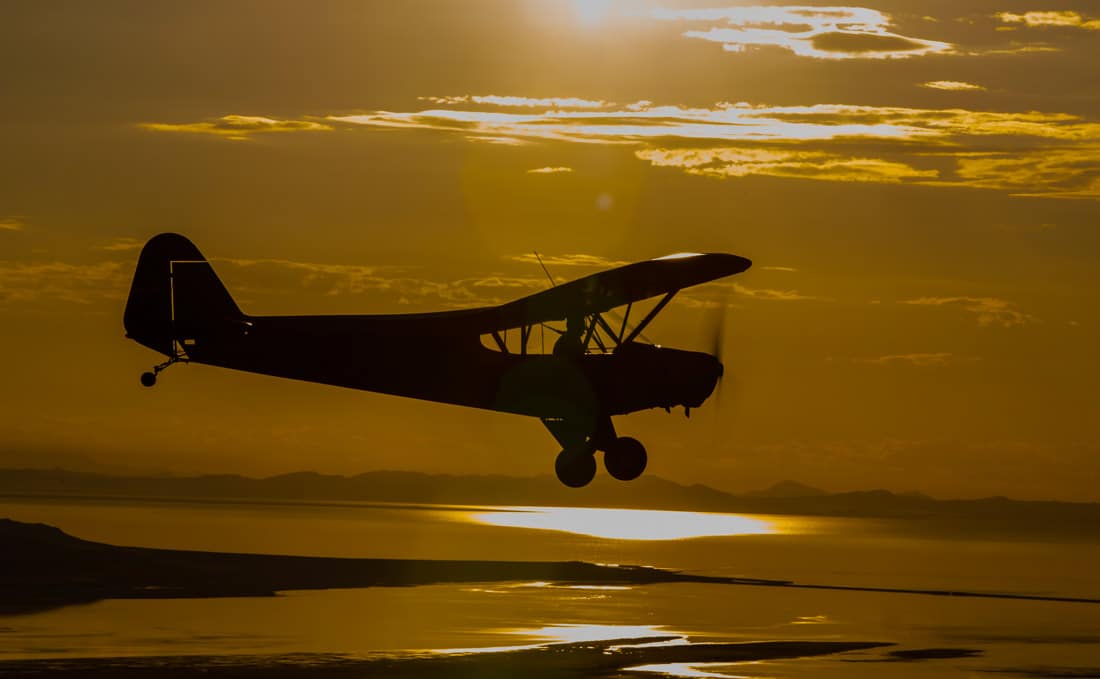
[622,290,677,344]
[594,314,620,345]
[618,303,632,341]
[571,291,677,353]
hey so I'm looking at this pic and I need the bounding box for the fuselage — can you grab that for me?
[175,313,723,419]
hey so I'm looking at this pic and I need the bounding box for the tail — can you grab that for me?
[123,233,245,356]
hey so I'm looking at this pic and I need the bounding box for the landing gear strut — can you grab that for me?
[140,353,187,388]
[552,436,649,487]
[546,415,651,488]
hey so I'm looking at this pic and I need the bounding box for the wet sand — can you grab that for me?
[4,517,1096,618]
[0,638,895,678]
[6,518,1100,677]
[0,518,900,675]
[0,518,788,615]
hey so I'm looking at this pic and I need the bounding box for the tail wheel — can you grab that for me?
[140,372,157,387]
[555,446,597,488]
[604,437,647,481]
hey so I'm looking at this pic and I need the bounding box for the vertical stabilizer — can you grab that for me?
[123,233,243,356]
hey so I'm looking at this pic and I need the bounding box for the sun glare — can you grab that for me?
[574,0,613,26]
[467,506,775,540]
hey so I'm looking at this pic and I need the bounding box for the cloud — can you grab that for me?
[761,266,798,272]
[637,147,937,184]
[924,145,1100,202]
[927,148,1100,199]
[0,261,127,305]
[218,257,545,308]
[730,283,819,301]
[181,96,1100,198]
[921,80,986,91]
[527,166,574,174]
[854,352,960,367]
[996,11,1100,30]
[1015,176,1100,200]
[331,102,933,146]
[0,216,26,231]
[141,115,332,140]
[674,279,823,308]
[420,95,612,109]
[901,296,1036,327]
[509,253,627,268]
[0,254,551,311]
[653,6,954,60]
[982,41,1061,55]
[748,104,1095,140]
[333,101,1100,146]
[95,237,144,252]
[470,135,531,146]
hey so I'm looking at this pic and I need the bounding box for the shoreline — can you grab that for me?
[4,518,1099,618]
[0,640,899,678]
[0,518,782,614]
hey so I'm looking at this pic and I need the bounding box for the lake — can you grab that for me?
[2,494,1099,677]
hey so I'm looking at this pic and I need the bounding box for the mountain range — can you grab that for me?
[2,468,1098,538]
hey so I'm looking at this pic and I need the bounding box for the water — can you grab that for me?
[2,495,1099,677]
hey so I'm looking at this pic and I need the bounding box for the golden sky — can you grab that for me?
[1,0,1098,500]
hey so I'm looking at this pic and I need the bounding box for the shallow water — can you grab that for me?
[2,495,1099,677]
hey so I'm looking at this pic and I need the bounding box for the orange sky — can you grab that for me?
[1,1,1098,500]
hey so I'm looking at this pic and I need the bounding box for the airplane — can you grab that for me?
[124,234,752,488]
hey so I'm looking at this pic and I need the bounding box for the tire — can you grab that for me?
[604,437,647,481]
[555,447,597,488]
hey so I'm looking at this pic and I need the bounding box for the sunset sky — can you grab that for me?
[1,1,1097,500]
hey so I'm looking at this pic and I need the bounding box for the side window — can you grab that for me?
[480,328,554,354]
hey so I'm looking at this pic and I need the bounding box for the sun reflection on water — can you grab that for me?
[513,623,676,644]
[627,662,748,679]
[466,506,775,540]
[514,581,632,591]
[434,623,681,655]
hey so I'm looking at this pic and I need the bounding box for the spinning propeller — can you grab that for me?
[703,290,732,406]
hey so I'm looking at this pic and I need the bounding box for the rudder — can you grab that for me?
[124,233,244,356]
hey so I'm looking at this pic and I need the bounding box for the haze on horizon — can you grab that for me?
[0,1,1097,502]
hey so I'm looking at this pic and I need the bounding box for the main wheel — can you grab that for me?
[555,447,597,488]
[140,372,157,387]
[603,437,647,481]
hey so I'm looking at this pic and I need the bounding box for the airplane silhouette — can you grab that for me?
[124,234,751,487]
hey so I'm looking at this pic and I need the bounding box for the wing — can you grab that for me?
[489,252,751,330]
[247,252,750,337]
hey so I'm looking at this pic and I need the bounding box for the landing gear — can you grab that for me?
[603,437,647,481]
[545,415,649,487]
[555,445,597,488]
[139,352,187,388]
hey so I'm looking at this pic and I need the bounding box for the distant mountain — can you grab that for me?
[0,467,737,512]
[2,468,1100,538]
[0,449,140,475]
[744,480,827,498]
